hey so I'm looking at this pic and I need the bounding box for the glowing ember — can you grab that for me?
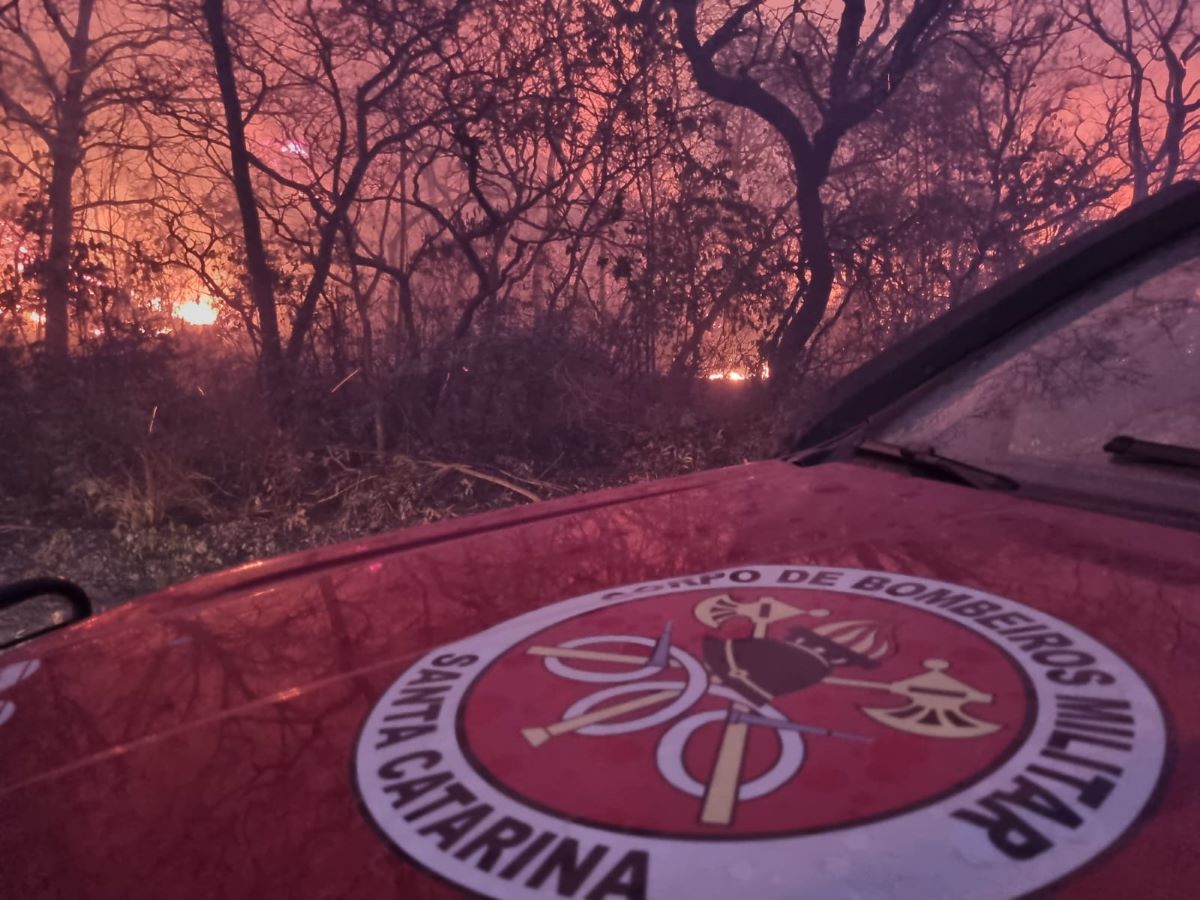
[706,371,748,381]
[176,297,218,326]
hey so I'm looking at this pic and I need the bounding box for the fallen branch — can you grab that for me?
[313,473,379,506]
[0,524,39,534]
[429,462,541,502]
[496,468,568,494]
[329,368,362,395]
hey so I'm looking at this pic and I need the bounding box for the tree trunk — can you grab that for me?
[771,175,835,379]
[42,0,96,361]
[202,0,286,403]
[44,145,80,360]
[284,161,371,366]
[397,272,419,358]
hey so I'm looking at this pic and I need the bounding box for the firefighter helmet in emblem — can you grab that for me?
[355,566,1166,900]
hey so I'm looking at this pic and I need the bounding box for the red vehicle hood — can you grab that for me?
[0,460,1196,899]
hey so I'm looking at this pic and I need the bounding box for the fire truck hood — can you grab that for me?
[0,460,1196,899]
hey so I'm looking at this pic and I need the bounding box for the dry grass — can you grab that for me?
[0,336,777,610]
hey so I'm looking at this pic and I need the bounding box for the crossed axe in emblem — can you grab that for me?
[523,594,1001,826]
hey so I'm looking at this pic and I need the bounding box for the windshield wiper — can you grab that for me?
[848,440,1020,492]
[1104,435,1200,471]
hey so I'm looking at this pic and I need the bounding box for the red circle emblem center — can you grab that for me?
[459,587,1032,837]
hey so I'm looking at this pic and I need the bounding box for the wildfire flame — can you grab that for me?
[175,296,218,326]
[705,363,769,381]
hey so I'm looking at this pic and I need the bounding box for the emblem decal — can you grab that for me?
[355,566,1166,900]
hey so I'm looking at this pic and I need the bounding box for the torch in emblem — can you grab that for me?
[693,593,1001,824]
[693,595,895,824]
[519,591,1003,829]
[698,594,892,708]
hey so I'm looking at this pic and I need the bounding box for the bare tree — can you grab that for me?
[663,0,959,380]
[201,0,284,399]
[846,0,1116,320]
[163,0,473,407]
[0,0,163,359]
[1074,0,1200,200]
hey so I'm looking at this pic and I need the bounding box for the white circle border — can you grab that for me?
[355,565,1167,900]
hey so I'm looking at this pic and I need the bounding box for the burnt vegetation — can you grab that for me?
[0,0,1197,604]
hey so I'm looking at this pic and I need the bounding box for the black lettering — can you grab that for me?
[1040,747,1124,776]
[1048,668,1116,687]
[411,668,462,685]
[526,838,608,896]
[375,724,436,748]
[952,600,1003,617]
[1027,765,1115,810]
[778,569,810,584]
[1032,650,1095,667]
[1056,695,1135,726]
[666,574,725,588]
[913,588,972,609]
[952,804,1052,860]
[500,831,557,880]
[404,781,476,821]
[811,570,840,586]
[999,624,1047,636]
[377,750,440,780]
[729,569,760,583]
[393,684,452,705]
[953,774,1083,860]
[1055,719,1134,738]
[1053,695,1135,745]
[1060,715,1132,734]
[989,775,1083,828]
[1008,631,1073,653]
[455,816,535,872]
[886,581,928,597]
[853,575,889,592]
[417,803,493,851]
[1047,729,1133,753]
[976,611,1035,631]
[382,771,454,810]
[384,704,441,723]
[432,653,479,668]
[586,849,649,900]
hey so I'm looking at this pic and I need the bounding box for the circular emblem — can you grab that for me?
[355,566,1166,900]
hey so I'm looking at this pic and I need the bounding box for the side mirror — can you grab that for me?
[0,577,93,649]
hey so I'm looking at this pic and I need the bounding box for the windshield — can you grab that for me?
[870,231,1200,520]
